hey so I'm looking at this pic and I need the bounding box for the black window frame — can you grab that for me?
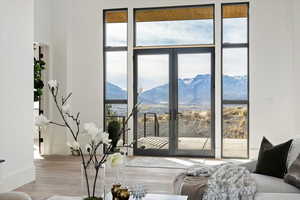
[103,8,129,132]
[221,2,250,159]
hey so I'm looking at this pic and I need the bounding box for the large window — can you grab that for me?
[221,3,249,158]
[102,4,250,158]
[135,6,214,47]
[104,9,128,132]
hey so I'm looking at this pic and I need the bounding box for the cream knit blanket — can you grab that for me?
[185,163,256,200]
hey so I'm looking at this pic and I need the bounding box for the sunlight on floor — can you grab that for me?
[164,158,201,167]
[34,144,44,160]
[165,157,225,166]
[164,157,251,167]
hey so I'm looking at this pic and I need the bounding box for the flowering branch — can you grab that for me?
[62,92,72,105]
[47,81,92,197]
[49,121,66,127]
[35,80,138,199]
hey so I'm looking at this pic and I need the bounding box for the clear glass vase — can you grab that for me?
[81,164,106,200]
[110,157,127,185]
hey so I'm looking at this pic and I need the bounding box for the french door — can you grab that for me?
[134,48,215,157]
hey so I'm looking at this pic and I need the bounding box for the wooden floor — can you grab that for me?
[16,156,183,200]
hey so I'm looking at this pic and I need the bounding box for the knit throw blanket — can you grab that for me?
[185,163,256,200]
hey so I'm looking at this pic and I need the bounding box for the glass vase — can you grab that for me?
[81,164,106,200]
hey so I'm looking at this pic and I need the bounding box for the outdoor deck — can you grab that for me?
[138,137,247,158]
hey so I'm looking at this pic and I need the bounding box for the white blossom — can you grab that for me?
[85,144,92,152]
[117,139,123,147]
[62,103,71,114]
[73,142,80,150]
[48,80,58,89]
[101,132,112,145]
[119,146,127,155]
[107,153,124,168]
[67,141,80,150]
[83,122,101,141]
[35,114,50,127]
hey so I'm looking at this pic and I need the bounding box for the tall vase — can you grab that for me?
[81,164,106,200]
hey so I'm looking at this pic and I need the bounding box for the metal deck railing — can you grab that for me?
[143,113,160,137]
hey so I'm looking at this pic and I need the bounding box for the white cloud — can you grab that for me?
[178,53,211,79]
[106,23,127,46]
[136,20,213,46]
[138,54,169,91]
[223,48,248,76]
[223,18,247,43]
[106,51,127,89]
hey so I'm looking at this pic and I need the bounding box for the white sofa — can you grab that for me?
[244,161,300,199]
[241,160,300,194]
[174,160,300,200]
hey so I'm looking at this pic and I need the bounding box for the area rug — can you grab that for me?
[126,157,249,169]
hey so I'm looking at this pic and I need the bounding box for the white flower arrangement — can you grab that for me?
[34,80,139,199]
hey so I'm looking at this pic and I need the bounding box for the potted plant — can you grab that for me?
[107,120,121,152]
[34,58,45,102]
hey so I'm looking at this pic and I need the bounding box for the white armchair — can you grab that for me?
[0,192,31,200]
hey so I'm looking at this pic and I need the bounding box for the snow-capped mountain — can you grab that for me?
[106,74,247,104]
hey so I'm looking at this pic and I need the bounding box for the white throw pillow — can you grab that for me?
[287,136,300,169]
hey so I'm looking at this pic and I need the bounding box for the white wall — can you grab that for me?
[249,0,298,157]
[34,0,72,154]
[0,0,35,192]
[292,0,300,136]
[35,0,300,159]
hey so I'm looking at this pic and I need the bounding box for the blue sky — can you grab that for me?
[106,18,247,91]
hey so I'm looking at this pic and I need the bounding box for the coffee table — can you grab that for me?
[48,193,188,200]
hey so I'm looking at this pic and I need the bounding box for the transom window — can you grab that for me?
[135,6,214,47]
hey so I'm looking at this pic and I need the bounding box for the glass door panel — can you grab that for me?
[176,50,214,155]
[136,53,170,152]
[134,48,214,157]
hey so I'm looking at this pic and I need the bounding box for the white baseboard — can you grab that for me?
[0,165,35,193]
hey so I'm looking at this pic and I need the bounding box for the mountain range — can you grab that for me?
[106,74,247,104]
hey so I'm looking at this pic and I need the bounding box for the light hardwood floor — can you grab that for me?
[16,156,183,200]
